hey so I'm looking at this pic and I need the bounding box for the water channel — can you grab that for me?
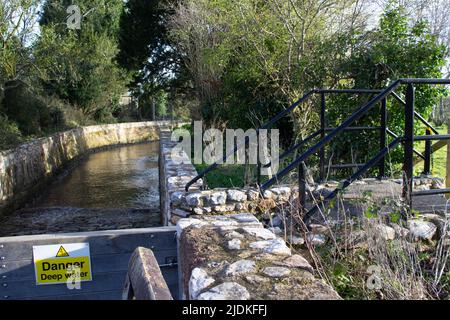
[0,142,161,236]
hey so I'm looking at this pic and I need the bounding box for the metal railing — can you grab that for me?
[185,78,450,222]
[261,79,450,222]
[186,88,407,190]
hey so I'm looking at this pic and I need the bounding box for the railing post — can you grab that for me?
[319,93,326,182]
[423,128,432,175]
[257,130,261,186]
[447,120,450,198]
[379,97,387,178]
[298,161,306,217]
[403,83,415,213]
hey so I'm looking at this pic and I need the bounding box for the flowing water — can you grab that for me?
[34,142,160,209]
[0,142,161,236]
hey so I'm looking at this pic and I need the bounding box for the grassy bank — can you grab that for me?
[194,163,248,189]
[414,125,448,178]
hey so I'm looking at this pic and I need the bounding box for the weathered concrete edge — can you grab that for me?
[0,226,177,243]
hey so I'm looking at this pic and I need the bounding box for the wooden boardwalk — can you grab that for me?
[0,227,178,300]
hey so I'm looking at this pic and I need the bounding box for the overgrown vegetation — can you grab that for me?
[0,0,128,150]
[277,192,450,300]
[169,0,448,166]
[1,0,449,159]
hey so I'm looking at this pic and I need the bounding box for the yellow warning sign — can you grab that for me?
[33,243,92,285]
[56,246,69,257]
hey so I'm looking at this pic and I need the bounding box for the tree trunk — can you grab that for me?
[151,99,156,121]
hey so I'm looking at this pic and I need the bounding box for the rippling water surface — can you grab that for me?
[34,142,160,209]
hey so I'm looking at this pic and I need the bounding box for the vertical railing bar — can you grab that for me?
[319,93,326,182]
[423,128,432,175]
[403,83,415,215]
[379,97,387,178]
[257,130,261,186]
[298,161,306,217]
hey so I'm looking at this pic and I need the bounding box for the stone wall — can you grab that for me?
[158,129,203,226]
[0,121,174,214]
[176,214,341,300]
[158,129,301,225]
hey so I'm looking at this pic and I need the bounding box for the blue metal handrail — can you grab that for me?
[260,80,404,191]
[185,88,391,191]
[184,89,318,191]
[261,78,449,223]
[185,78,450,199]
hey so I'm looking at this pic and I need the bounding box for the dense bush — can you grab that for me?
[0,115,24,151]
[35,0,130,119]
[0,0,134,151]
[325,6,448,176]
[169,1,448,179]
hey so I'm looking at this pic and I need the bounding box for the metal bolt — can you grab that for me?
[1,276,6,279]
[2,283,7,287]
[0,245,3,249]
[151,246,155,249]
[0,257,5,260]
[1,265,5,269]
[3,295,9,299]
[150,234,155,239]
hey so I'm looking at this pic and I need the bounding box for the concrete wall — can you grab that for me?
[0,121,173,214]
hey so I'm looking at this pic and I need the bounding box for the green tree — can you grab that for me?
[0,0,39,103]
[117,0,186,119]
[169,0,366,139]
[326,3,448,175]
[169,0,448,180]
[34,0,129,119]
[117,0,178,83]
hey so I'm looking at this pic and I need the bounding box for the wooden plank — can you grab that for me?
[412,194,449,214]
[0,249,177,282]
[2,267,177,300]
[3,267,178,300]
[168,283,179,300]
[34,290,123,300]
[0,227,177,261]
[122,247,172,300]
[0,227,179,300]
[2,271,126,299]
[123,275,133,300]
[0,226,177,243]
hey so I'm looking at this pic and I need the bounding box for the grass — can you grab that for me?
[414,124,448,178]
[194,163,252,189]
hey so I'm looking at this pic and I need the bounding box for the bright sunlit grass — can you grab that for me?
[414,124,448,178]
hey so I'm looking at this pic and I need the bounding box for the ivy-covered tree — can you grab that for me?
[117,0,181,91]
[34,0,130,119]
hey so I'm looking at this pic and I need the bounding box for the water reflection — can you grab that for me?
[34,142,160,209]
